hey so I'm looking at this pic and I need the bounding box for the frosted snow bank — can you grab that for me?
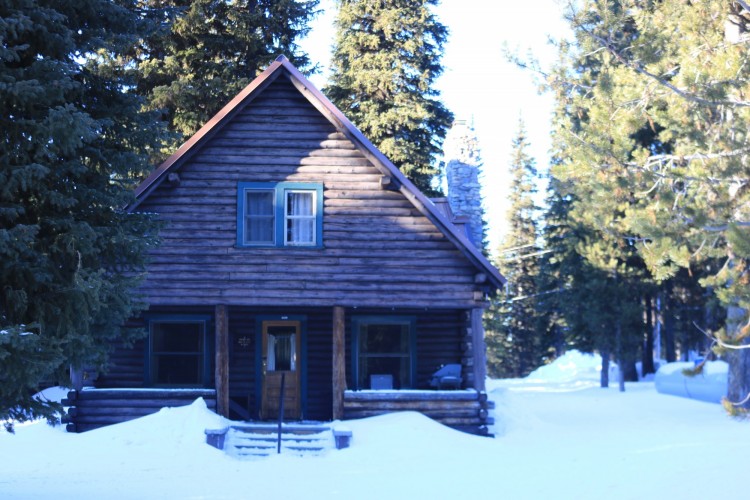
[654,360,728,404]
[4,355,750,499]
[527,350,603,382]
[488,350,607,394]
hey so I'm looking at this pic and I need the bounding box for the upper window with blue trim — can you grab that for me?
[237,182,323,248]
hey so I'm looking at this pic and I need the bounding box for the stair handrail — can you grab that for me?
[277,372,286,454]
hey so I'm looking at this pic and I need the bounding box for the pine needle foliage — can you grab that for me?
[547,0,750,398]
[326,0,453,195]
[130,0,319,145]
[1,0,164,429]
[486,121,548,378]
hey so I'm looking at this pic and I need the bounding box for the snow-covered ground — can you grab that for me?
[3,352,749,499]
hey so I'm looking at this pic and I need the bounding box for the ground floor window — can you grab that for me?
[352,316,416,390]
[148,317,209,386]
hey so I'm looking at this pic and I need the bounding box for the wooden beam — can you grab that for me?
[332,305,346,420]
[215,304,230,418]
[470,308,486,391]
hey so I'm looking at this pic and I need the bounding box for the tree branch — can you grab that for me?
[737,0,750,15]
[585,31,750,108]
[695,321,750,350]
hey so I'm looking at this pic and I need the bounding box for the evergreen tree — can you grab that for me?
[534,174,577,359]
[547,0,750,404]
[0,0,163,429]
[131,0,319,141]
[326,0,453,195]
[487,121,546,378]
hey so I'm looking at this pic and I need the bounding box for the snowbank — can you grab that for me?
[488,350,606,394]
[3,354,750,499]
[527,350,603,382]
[654,360,728,404]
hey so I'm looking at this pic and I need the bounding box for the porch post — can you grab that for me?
[332,305,346,420]
[215,304,230,417]
[471,308,486,392]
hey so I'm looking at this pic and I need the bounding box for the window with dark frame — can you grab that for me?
[149,320,206,386]
[353,317,415,390]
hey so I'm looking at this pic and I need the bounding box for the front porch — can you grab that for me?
[62,387,493,436]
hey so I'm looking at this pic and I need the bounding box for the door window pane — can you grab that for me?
[266,325,297,372]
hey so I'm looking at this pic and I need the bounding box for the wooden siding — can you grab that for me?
[97,306,215,389]
[135,74,483,309]
[98,306,466,423]
[63,389,217,433]
[342,390,493,436]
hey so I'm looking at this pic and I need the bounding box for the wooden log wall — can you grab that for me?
[343,390,494,436]
[96,306,215,389]
[227,307,256,419]
[94,303,471,424]
[134,73,486,310]
[62,388,216,433]
[304,309,334,421]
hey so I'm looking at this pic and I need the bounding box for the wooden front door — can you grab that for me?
[260,320,302,420]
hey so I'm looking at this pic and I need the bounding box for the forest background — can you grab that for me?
[3,0,750,428]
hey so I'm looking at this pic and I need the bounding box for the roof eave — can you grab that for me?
[129,58,288,210]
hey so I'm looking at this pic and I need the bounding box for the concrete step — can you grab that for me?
[224,423,334,459]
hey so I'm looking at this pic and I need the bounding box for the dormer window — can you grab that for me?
[237,182,323,248]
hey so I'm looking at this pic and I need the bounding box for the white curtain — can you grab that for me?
[286,192,314,244]
[266,334,296,372]
[266,335,276,372]
[289,334,296,371]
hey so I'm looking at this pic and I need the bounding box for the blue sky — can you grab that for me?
[300,0,569,254]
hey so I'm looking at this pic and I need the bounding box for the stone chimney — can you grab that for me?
[443,120,485,249]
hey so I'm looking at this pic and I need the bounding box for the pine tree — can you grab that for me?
[486,120,546,378]
[547,0,750,403]
[1,0,163,429]
[534,174,577,359]
[326,0,453,195]
[131,0,319,141]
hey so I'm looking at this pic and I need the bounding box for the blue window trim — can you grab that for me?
[254,314,308,418]
[144,314,213,388]
[237,181,323,248]
[351,315,417,390]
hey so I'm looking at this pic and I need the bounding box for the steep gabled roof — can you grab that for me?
[131,56,505,290]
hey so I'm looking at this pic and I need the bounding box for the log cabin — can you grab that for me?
[63,56,505,436]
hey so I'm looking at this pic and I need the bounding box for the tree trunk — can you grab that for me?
[664,295,676,363]
[601,350,610,388]
[615,322,626,392]
[622,359,639,382]
[642,294,656,376]
[726,306,750,410]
